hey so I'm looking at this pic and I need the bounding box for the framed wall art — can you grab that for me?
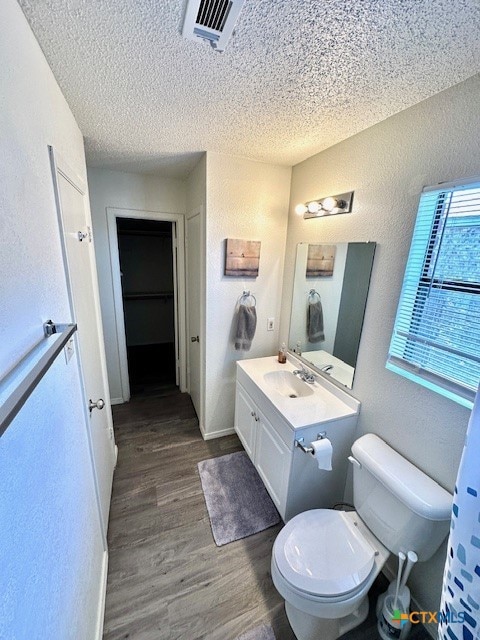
[225,238,261,277]
[306,244,336,277]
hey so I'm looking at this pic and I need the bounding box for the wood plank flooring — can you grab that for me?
[103,388,430,640]
[103,388,294,640]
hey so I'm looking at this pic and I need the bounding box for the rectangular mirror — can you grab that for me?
[288,242,376,388]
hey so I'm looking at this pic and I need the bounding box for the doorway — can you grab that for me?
[107,208,187,403]
[117,218,176,395]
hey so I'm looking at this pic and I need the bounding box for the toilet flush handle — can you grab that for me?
[348,456,362,469]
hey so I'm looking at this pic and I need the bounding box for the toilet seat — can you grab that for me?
[273,510,376,598]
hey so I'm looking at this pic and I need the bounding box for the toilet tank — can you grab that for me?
[351,434,452,561]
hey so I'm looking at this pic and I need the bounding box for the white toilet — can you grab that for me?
[271,434,452,640]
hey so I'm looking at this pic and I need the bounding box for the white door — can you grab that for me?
[53,157,115,534]
[186,212,202,420]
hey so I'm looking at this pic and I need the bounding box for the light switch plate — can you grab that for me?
[267,317,275,331]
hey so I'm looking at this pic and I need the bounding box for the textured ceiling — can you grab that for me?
[18,0,480,178]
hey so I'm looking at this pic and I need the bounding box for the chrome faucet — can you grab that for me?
[293,365,316,384]
[320,364,333,373]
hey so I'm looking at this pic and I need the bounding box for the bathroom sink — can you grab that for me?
[237,356,360,429]
[263,370,314,398]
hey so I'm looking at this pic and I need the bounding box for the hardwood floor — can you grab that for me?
[103,388,430,640]
[103,388,294,640]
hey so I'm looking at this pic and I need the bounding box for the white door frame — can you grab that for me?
[107,207,187,401]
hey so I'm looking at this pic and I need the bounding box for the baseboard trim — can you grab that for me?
[202,427,236,441]
[110,397,124,406]
[95,550,109,640]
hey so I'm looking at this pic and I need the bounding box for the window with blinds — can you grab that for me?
[387,179,480,409]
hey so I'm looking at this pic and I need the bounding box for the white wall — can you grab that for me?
[280,74,480,617]
[88,168,186,402]
[0,1,105,637]
[204,153,291,438]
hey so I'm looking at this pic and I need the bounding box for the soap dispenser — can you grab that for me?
[278,342,287,364]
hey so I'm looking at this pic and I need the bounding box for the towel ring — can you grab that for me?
[308,289,320,302]
[239,290,256,306]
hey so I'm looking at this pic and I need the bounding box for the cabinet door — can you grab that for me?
[255,409,290,515]
[234,384,256,460]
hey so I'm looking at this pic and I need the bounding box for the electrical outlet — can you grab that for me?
[267,317,275,331]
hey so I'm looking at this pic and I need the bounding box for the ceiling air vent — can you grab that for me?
[182,0,246,52]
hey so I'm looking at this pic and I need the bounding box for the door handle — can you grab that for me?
[89,398,105,412]
[190,336,199,342]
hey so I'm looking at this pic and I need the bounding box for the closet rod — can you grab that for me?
[0,321,77,437]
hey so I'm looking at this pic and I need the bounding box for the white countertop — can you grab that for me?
[237,355,359,429]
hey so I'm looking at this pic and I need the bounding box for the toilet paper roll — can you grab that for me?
[310,438,333,471]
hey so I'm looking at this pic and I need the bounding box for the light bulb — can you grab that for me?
[295,203,308,216]
[321,197,337,212]
[307,201,320,214]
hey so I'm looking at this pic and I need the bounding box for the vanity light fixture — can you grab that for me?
[295,191,354,219]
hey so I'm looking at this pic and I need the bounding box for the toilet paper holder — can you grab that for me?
[295,432,327,454]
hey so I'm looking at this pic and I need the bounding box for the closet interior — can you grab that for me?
[116,217,176,394]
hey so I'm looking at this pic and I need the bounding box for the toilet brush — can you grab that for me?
[378,593,412,640]
[393,552,406,609]
[376,552,406,617]
[377,552,410,640]
[400,551,418,590]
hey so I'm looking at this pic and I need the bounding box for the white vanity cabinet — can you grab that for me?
[234,383,257,460]
[255,408,291,510]
[236,383,291,511]
[234,356,360,521]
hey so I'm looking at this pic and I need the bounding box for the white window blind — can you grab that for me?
[387,179,480,409]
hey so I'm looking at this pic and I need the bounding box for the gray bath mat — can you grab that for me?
[235,624,277,640]
[197,451,280,546]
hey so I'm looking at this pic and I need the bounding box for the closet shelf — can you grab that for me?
[123,292,174,300]
[117,229,171,238]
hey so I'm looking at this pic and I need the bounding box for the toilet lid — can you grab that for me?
[274,510,376,597]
